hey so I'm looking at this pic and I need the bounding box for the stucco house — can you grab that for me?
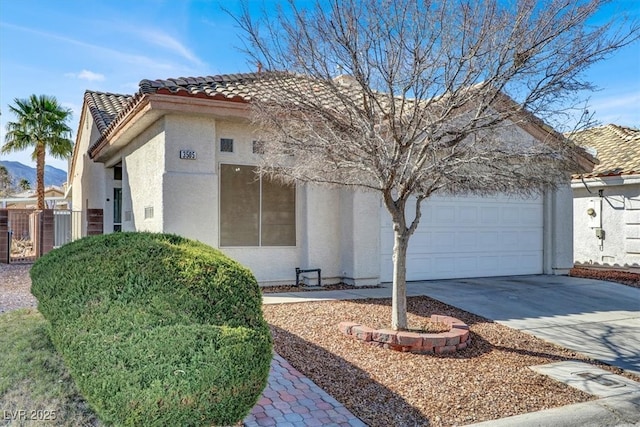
[571,124,640,269]
[69,73,590,286]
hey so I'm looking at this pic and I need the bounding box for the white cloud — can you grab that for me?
[132,27,204,66]
[3,22,176,71]
[65,69,105,82]
[78,70,105,82]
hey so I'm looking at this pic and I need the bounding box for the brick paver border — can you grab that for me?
[339,315,471,354]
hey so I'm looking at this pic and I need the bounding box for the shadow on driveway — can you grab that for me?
[407,275,640,375]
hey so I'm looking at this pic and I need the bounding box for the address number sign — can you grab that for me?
[179,150,197,160]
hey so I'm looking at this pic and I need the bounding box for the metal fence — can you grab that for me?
[53,210,82,248]
[5,209,82,263]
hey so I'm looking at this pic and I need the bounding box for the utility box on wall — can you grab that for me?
[586,198,601,229]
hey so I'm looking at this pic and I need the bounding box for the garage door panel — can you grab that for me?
[433,205,456,224]
[432,231,456,251]
[519,230,543,250]
[478,256,500,272]
[501,230,521,248]
[456,206,478,224]
[502,207,521,224]
[480,207,501,224]
[479,231,501,250]
[520,253,542,270]
[521,207,544,225]
[380,194,543,282]
[457,231,478,251]
[456,256,478,273]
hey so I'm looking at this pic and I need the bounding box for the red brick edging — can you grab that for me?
[339,315,471,354]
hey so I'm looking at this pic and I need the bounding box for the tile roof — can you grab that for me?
[85,72,355,150]
[85,73,277,147]
[570,124,640,178]
[83,72,589,171]
[139,73,264,102]
[84,91,134,134]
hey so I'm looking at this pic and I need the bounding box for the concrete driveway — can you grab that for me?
[406,275,640,376]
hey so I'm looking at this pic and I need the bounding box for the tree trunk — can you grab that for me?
[391,229,410,330]
[36,143,45,210]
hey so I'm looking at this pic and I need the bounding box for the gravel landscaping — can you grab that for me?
[2,263,639,427]
[570,267,640,289]
[263,298,639,427]
[0,263,36,314]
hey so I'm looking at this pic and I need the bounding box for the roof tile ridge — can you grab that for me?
[88,91,146,154]
[606,124,640,141]
[84,89,133,99]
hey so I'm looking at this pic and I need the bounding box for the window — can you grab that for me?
[114,164,122,180]
[220,164,295,246]
[113,188,122,232]
[220,138,234,153]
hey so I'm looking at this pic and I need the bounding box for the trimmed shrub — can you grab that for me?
[30,232,272,426]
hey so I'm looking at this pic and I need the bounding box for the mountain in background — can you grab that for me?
[0,160,67,188]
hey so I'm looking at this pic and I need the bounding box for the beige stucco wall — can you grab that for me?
[340,188,380,285]
[162,114,216,241]
[299,184,342,283]
[70,109,107,237]
[573,176,640,267]
[120,118,165,233]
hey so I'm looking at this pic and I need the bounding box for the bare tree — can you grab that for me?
[233,0,639,330]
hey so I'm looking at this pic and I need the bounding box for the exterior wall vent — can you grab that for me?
[144,206,154,220]
[220,138,234,153]
[252,140,264,154]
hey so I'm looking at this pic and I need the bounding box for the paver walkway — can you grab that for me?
[244,354,367,427]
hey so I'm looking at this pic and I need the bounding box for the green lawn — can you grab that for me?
[0,309,99,426]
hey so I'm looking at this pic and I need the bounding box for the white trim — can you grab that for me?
[571,174,640,189]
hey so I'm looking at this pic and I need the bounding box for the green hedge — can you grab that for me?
[30,232,272,426]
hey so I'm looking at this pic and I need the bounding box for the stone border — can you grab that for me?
[339,315,471,354]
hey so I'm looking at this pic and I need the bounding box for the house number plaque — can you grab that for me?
[179,150,197,160]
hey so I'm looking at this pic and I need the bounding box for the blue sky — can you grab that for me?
[0,0,639,171]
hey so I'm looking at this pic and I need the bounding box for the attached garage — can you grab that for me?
[380,194,544,282]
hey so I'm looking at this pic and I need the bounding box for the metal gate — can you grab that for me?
[4,209,81,263]
[7,209,39,263]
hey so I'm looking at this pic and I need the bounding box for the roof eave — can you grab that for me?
[89,93,251,163]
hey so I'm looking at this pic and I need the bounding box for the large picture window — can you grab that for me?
[220,164,295,246]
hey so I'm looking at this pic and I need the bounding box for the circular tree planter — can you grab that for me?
[339,315,470,354]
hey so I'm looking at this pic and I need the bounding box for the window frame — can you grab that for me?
[219,163,296,248]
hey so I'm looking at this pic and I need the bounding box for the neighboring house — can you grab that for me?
[69,73,589,285]
[0,185,69,209]
[571,124,640,269]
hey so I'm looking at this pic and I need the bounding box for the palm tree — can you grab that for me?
[18,178,31,192]
[0,165,13,196]
[2,95,73,209]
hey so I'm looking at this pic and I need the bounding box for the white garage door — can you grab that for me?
[380,194,543,282]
